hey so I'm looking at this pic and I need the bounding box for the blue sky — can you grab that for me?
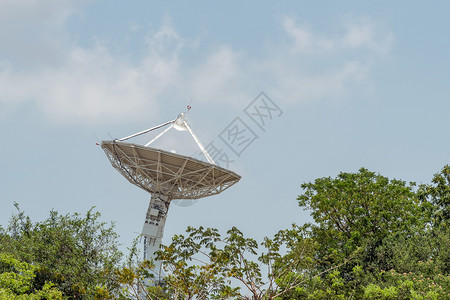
[1,1,450,249]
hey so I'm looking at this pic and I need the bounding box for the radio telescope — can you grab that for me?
[100,109,241,278]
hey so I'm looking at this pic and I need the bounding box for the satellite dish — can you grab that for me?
[100,109,241,281]
[101,141,241,199]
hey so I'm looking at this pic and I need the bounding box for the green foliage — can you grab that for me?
[155,226,259,299]
[298,168,421,260]
[291,166,450,299]
[116,224,328,300]
[363,267,450,300]
[419,165,450,226]
[115,239,165,299]
[2,166,449,299]
[0,252,62,299]
[0,206,123,299]
[117,166,450,299]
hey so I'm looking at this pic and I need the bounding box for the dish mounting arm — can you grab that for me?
[145,124,174,147]
[183,121,215,165]
[116,113,216,165]
[117,120,176,142]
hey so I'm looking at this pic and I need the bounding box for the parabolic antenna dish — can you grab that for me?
[101,110,242,282]
[101,140,241,200]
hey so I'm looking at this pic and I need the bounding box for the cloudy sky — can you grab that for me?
[1,1,450,249]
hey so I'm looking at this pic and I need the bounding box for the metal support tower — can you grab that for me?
[141,193,170,278]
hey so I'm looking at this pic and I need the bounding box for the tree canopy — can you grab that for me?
[1,166,449,299]
[0,207,123,299]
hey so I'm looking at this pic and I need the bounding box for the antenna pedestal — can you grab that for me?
[142,193,171,279]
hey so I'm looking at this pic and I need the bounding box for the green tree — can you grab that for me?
[120,225,343,300]
[0,252,63,299]
[3,167,448,299]
[418,165,450,226]
[294,168,431,297]
[298,168,422,260]
[0,205,123,299]
[123,167,450,299]
[116,238,170,300]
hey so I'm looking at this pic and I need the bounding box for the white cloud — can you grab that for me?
[282,17,335,53]
[186,46,247,106]
[282,15,394,55]
[0,5,394,124]
[342,17,394,55]
[0,40,173,122]
[0,14,184,123]
[264,16,393,104]
[0,0,91,68]
[265,60,370,105]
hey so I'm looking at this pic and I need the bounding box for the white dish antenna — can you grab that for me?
[100,108,241,281]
